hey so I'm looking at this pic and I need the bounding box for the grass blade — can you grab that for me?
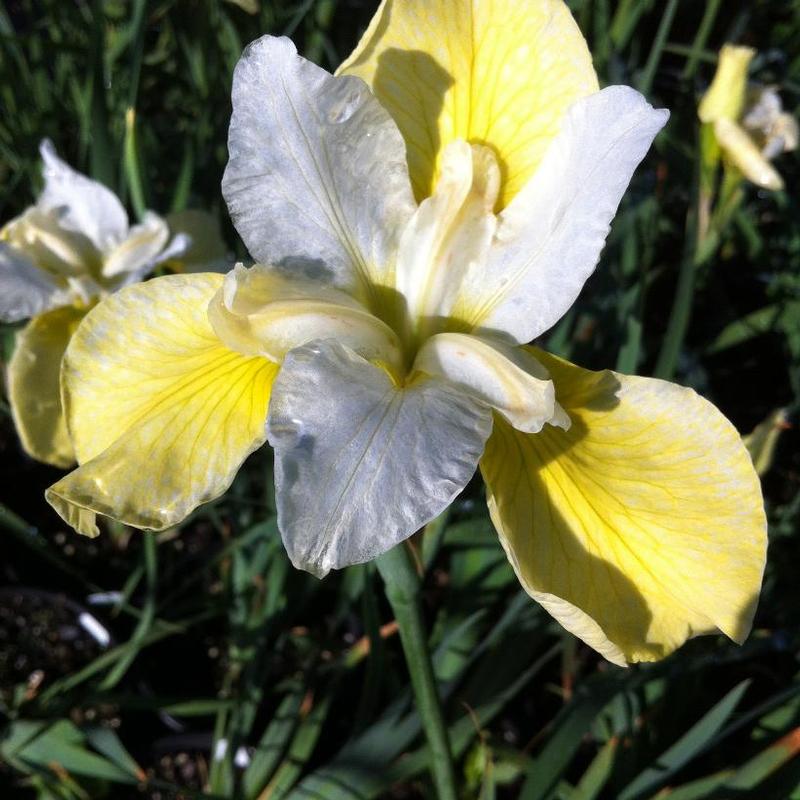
[618,679,751,800]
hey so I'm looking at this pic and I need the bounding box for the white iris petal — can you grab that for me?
[0,244,70,322]
[266,339,493,578]
[413,333,569,434]
[38,139,129,253]
[222,35,416,301]
[452,86,669,343]
[1,141,189,323]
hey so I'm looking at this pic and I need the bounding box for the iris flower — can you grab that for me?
[1,141,188,466]
[47,0,766,665]
[699,44,798,191]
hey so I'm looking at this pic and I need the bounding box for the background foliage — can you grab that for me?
[2,0,800,797]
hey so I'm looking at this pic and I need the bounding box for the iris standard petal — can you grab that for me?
[222,35,416,300]
[208,264,403,367]
[452,86,668,344]
[46,273,277,537]
[338,0,598,206]
[0,243,67,322]
[38,140,129,253]
[7,305,88,467]
[413,332,567,433]
[267,340,493,578]
[480,351,767,665]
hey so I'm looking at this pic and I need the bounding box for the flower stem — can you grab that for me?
[653,166,741,381]
[652,214,703,381]
[376,542,458,800]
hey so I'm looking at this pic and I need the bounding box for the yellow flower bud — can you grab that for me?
[699,44,755,124]
[700,45,796,191]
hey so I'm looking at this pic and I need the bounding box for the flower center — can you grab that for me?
[208,142,504,382]
[394,141,501,346]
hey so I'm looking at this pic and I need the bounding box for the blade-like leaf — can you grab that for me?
[618,679,751,800]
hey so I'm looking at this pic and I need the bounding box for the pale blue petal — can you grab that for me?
[267,340,493,577]
[0,243,66,322]
[222,35,416,298]
[453,87,669,343]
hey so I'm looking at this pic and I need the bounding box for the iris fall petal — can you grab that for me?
[7,305,88,467]
[481,351,767,664]
[267,339,493,577]
[46,274,277,536]
[339,0,599,206]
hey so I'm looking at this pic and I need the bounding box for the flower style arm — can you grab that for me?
[208,264,403,366]
[413,333,568,434]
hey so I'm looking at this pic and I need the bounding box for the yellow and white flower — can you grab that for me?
[699,44,797,191]
[47,0,766,665]
[1,141,189,466]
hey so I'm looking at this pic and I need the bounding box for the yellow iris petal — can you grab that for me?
[46,273,277,537]
[7,305,87,467]
[339,0,598,207]
[481,350,767,665]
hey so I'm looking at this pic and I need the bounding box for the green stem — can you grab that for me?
[123,108,147,220]
[609,0,643,51]
[89,0,114,188]
[652,227,699,381]
[376,542,457,800]
[654,160,745,380]
[681,0,722,80]
[637,0,679,97]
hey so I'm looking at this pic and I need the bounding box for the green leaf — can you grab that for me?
[14,720,138,784]
[706,302,800,354]
[1,720,49,760]
[723,729,800,790]
[261,692,333,800]
[83,726,144,781]
[572,737,619,800]
[520,671,628,800]
[618,679,751,800]
[242,687,306,799]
